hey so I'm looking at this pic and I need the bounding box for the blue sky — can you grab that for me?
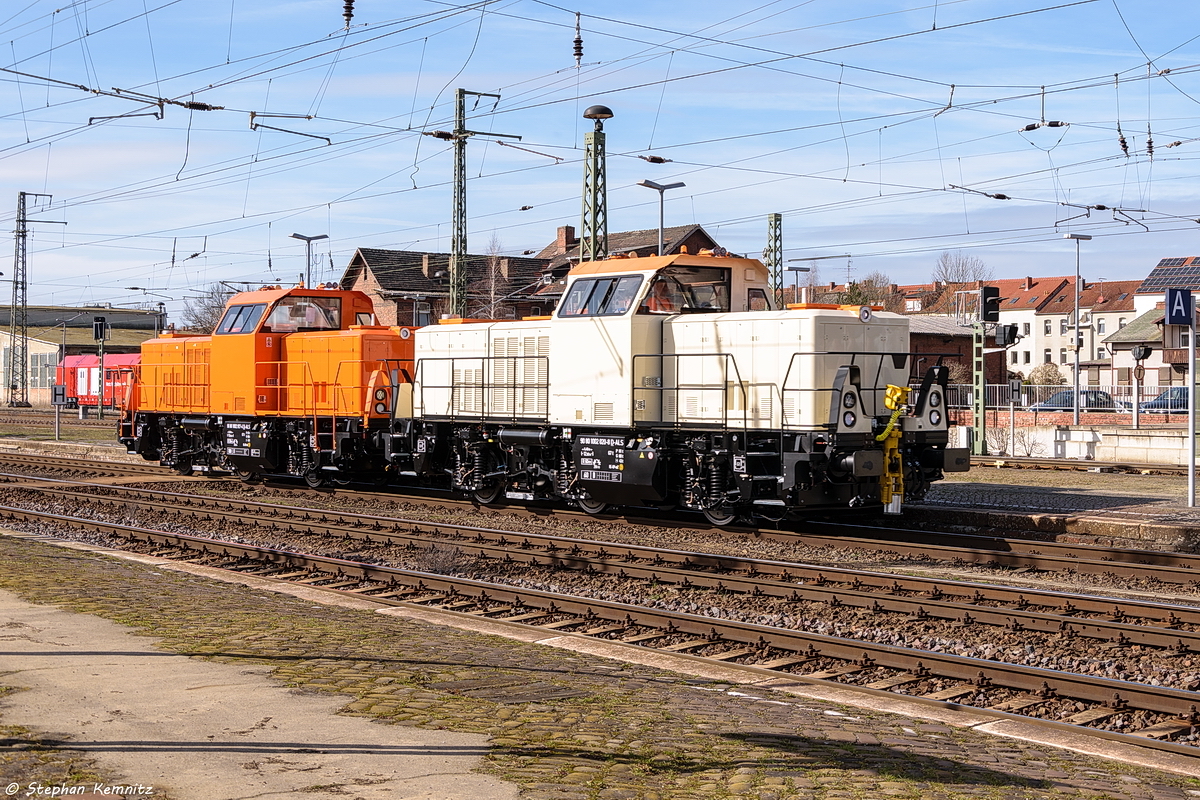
[2,0,1199,318]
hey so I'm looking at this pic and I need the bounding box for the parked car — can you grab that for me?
[1139,387,1189,414]
[1028,389,1131,413]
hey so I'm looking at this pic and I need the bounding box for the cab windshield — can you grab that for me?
[638,266,730,314]
[558,275,643,317]
[261,296,342,332]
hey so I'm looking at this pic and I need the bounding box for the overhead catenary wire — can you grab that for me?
[6,0,1200,307]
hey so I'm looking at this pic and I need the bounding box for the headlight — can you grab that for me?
[929,409,942,426]
[842,411,856,428]
[374,388,387,401]
[928,391,941,408]
[374,402,388,414]
[842,392,857,409]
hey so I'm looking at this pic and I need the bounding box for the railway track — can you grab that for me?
[762,521,1200,583]
[0,453,166,477]
[0,413,114,429]
[2,474,1200,758]
[7,506,1199,757]
[12,474,1200,584]
[1,451,1196,585]
[15,478,1200,653]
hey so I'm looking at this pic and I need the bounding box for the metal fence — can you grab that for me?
[939,383,1178,411]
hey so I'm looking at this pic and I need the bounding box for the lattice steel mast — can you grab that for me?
[424,90,521,318]
[8,191,62,407]
[580,105,613,262]
[764,213,783,298]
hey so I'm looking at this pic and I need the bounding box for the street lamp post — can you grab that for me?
[636,179,685,255]
[290,233,329,287]
[1065,233,1092,425]
[786,265,811,305]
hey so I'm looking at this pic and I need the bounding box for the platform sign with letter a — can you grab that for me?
[1166,288,1193,326]
[1165,288,1199,508]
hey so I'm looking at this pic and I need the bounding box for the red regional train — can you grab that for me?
[57,354,140,411]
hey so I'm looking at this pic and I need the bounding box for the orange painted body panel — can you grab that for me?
[136,333,213,414]
[130,287,415,420]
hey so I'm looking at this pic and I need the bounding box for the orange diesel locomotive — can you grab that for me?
[120,284,414,484]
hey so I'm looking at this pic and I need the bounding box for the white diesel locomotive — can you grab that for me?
[386,250,967,523]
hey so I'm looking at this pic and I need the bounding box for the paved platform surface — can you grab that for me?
[2,533,1199,800]
[916,467,1200,547]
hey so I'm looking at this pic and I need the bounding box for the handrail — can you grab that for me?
[414,355,551,422]
[631,352,749,430]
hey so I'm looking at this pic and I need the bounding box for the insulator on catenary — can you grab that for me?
[343,0,354,27]
[573,12,583,68]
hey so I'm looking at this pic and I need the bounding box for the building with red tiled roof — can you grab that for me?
[1033,279,1140,378]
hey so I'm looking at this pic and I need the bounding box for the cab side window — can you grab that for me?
[214,304,266,335]
[748,288,769,311]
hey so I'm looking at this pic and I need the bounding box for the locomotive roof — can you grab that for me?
[566,252,767,278]
[226,284,365,305]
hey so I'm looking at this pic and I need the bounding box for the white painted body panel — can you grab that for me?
[659,309,908,429]
[413,306,909,430]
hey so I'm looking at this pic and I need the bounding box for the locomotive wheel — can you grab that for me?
[234,468,259,483]
[174,460,194,477]
[702,506,740,527]
[303,470,327,488]
[472,483,503,505]
[577,495,609,516]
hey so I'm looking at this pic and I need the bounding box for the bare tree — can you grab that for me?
[842,270,902,312]
[180,283,234,333]
[946,360,972,384]
[932,251,992,285]
[1027,362,1066,386]
[470,234,512,318]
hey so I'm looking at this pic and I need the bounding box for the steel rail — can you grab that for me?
[969,455,1187,475]
[0,454,166,476]
[15,479,1200,651]
[0,415,112,428]
[6,504,1196,723]
[766,525,1200,583]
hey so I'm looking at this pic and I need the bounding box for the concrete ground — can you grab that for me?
[0,588,521,800]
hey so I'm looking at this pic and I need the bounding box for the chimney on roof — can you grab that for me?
[501,258,510,280]
[422,254,432,278]
[1023,277,1033,291]
[557,225,577,252]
